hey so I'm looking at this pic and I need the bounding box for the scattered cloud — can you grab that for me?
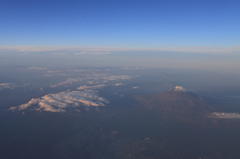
[51,53,65,55]
[50,78,83,87]
[10,70,135,113]
[0,83,30,91]
[27,67,47,70]
[77,84,105,90]
[115,83,125,86]
[10,90,109,112]
[0,83,17,91]
[50,75,135,87]
[102,75,133,80]
[132,86,139,89]
[209,112,240,118]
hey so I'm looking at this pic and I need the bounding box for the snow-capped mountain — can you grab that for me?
[137,86,216,121]
[151,86,203,102]
[169,86,186,92]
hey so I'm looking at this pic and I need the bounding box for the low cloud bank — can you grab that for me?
[77,84,105,90]
[27,67,47,70]
[209,112,240,118]
[10,90,108,112]
[0,83,30,91]
[50,75,134,88]
[0,83,16,91]
[10,71,136,113]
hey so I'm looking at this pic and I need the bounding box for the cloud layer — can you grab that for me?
[10,90,109,112]
[8,67,138,113]
[27,67,47,70]
[50,75,134,87]
[209,112,240,118]
[0,83,16,91]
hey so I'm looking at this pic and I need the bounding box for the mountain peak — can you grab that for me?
[170,86,186,92]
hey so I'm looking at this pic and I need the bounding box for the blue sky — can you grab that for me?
[1,0,239,48]
[1,0,240,72]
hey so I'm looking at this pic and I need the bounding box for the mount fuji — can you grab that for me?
[137,86,216,121]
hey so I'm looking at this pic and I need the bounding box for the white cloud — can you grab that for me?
[101,75,133,80]
[0,83,17,91]
[77,84,105,90]
[209,112,240,118]
[50,75,135,87]
[50,78,83,87]
[115,83,125,86]
[10,90,109,112]
[27,67,47,70]
[9,70,136,113]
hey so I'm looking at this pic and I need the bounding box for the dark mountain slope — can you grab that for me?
[136,86,217,121]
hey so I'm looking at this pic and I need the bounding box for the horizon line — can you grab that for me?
[0,46,240,54]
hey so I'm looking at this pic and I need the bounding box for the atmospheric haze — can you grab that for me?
[1,0,240,159]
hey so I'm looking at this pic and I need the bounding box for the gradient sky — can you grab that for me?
[1,0,240,72]
[1,0,239,48]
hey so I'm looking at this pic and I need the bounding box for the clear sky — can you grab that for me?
[1,0,240,72]
[1,0,239,48]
